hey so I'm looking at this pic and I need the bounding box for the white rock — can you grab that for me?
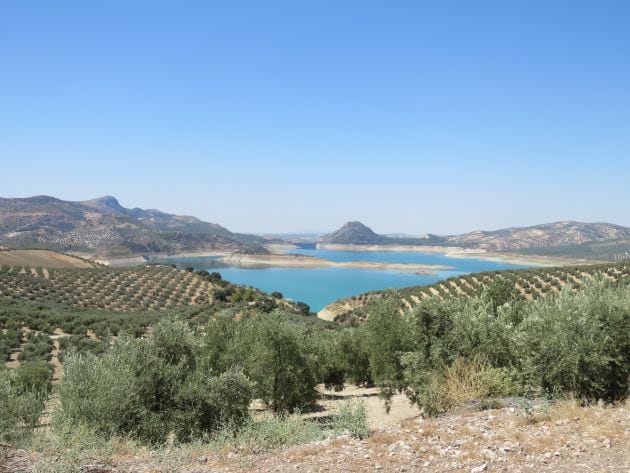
[471,463,488,473]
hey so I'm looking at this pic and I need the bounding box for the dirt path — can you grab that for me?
[234,401,629,473]
[49,339,63,385]
[311,385,421,429]
[4,398,629,472]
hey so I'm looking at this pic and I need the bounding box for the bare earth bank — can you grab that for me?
[219,253,451,274]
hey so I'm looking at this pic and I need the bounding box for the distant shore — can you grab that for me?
[89,250,232,267]
[219,253,451,274]
[88,245,600,270]
[314,244,597,267]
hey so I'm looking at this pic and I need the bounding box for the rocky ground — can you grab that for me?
[3,400,628,472]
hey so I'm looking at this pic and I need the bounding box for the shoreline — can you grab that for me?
[219,253,451,274]
[86,246,603,270]
[315,244,596,267]
[87,250,232,267]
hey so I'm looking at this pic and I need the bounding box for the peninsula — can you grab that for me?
[219,253,451,273]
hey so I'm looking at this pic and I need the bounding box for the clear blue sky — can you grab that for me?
[1,1,629,234]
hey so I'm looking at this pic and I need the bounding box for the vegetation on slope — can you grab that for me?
[446,221,630,251]
[0,263,628,466]
[513,238,630,262]
[0,249,98,268]
[0,195,268,256]
[0,263,298,313]
[327,262,630,324]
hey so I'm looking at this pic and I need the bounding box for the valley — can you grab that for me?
[4,3,630,470]
[2,206,630,473]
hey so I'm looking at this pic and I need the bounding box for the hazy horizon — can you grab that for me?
[2,1,629,233]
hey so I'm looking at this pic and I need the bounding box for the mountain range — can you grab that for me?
[316,220,630,259]
[446,221,630,251]
[2,195,630,260]
[0,195,266,257]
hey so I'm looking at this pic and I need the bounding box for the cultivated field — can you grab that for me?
[1,254,629,473]
[322,262,630,323]
[0,249,97,268]
[0,264,222,312]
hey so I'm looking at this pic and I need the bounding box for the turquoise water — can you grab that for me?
[160,250,527,312]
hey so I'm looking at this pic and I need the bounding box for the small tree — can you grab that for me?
[296,301,310,315]
[485,278,518,314]
[242,314,318,413]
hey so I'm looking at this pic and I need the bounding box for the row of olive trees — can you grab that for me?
[56,311,365,444]
[43,277,630,445]
[362,279,630,414]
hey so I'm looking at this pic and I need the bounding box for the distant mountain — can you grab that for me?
[0,195,267,257]
[317,221,444,246]
[446,221,630,251]
[318,222,384,245]
[80,196,237,237]
[315,220,630,258]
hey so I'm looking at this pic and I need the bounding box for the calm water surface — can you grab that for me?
[160,249,528,312]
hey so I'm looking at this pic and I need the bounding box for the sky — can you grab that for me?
[1,1,629,235]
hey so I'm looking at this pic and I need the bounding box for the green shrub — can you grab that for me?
[401,356,520,416]
[365,298,412,396]
[218,414,323,450]
[338,328,372,386]
[518,281,630,401]
[365,279,629,413]
[329,400,369,438]
[242,313,318,413]
[59,344,141,437]
[13,361,53,396]
[0,369,46,442]
[59,320,255,443]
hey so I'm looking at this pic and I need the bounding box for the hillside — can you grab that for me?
[5,399,628,472]
[0,195,267,257]
[320,262,630,323]
[447,221,630,251]
[0,260,297,314]
[0,249,98,268]
[316,221,630,261]
[317,221,443,246]
[514,238,630,262]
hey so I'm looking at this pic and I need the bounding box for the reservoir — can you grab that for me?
[159,249,528,312]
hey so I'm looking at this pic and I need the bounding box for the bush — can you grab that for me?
[295,302,310,315]
[0,369,46,442]
[485,278,520,313]
[13,361,53,396]
[59,320,255,443]
[204,310,320,413]
[242,314,318,413]
[329,400,369,438]
[338,328,372,386]
[365,298,413,396]
[59,343,141,438]
[218,413,323,450]
[401,356,519,416]
[518,281,630,401]
[362,279,630,414]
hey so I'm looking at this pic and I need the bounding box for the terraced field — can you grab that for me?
[514,238,630,262]
[324,262,630,323]
[0,264,220,311]
[0,249,98,268]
